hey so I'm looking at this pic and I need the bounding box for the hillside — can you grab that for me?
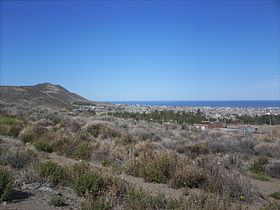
[0,83,91,115]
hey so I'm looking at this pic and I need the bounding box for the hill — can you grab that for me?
[0,83,91,115]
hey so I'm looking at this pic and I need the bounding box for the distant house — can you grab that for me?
[243,127,258,134]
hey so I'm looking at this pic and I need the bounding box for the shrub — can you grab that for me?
[123,186,167,209]
[0,115,23,137]
[18,124,47,143]
[254,143,280,158]
[143,154,172,183]
[0,149,37,169]
[87,124,103,137]
[199,156,254,201]
[81,194,111,210]
[266,159,280,178]
[69,162,90,181]
[118,133,136,145]
[49,195,66,207]
[169,166,206,189]
[269,191,280,200]
[0,167,14,201]
[35,161,67,186]
[73,171,106,197]
[125,151,177,184]
[34,139,53,153]
[250,173,270,181]
[250,156,269,174]
[72,143,92,160]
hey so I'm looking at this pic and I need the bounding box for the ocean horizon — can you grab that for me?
[109,100,280,108]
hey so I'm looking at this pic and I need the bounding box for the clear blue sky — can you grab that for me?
[1,0,279,101]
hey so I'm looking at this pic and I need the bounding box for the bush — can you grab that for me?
[49,195,66,207]
[18,124,47,143]
[35,161,67,186]
[250,172,270,181]
[250,156,269,174]
[266,159,280,178]
[123,186,167,209]
[0,115,23,137]
[169,166,206,189]
[87,124,103,138]
[269,191,280,200]
[69,162,90,181]
[81,194,111,210]
[72,143,92,160]
[254,143,280,158]
[0,149,36,169]
[118,133,136,145]
[73,171,106,197]
[0,167,14,201]
[34,139,53,153]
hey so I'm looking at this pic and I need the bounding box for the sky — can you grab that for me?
[1,0,280,101]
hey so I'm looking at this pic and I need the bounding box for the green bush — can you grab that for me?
[34,139,53,153]
[0,115,23,137]
[269,191,280,200]
[250,156,269,174]
[0,167,14,201]
[125,152,176,184]
[49,195,66,207]
[250,172,270,181]
[73,171,106,197]
[123,186,167,209]
[72,143,92,160]
[36,161,67,186]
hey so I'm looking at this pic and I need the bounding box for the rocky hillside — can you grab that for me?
[0,83,90,115]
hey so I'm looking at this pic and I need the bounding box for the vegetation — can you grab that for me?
[0,115,23,137]
[35,161,67,186]
[109,109,206,124]
[0,167,14,201]
[0,149,36,169]
[269,191,280,200]
[34,139,53,153]
[73,170,106,197]
[236,114,280,125]
[49,195,67,207]
[72,142,92,160]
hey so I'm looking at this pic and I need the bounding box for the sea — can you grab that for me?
[110,101,280,108]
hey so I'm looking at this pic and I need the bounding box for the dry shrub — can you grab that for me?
[72,142,92,160]
[254,143,280,158]
[266,159,280,178]
[87,123,121,139]
[18,124,48,143]
[198,156,255,202]
[125,151,178,184]
[0,149,37,169]
[117,133,136,146]
[183,143,209,158]
[169,165,206,189]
